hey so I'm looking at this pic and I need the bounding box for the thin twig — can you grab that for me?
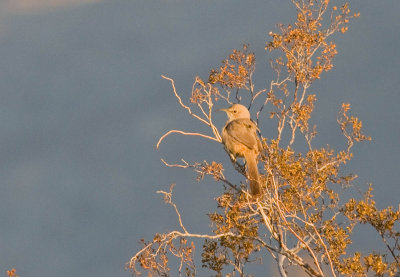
[161,75,210,126]
[157,130,219,149]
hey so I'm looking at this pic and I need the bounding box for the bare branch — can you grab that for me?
[157,184,188,233]
[157,129,220,150]
[162,75,211,126]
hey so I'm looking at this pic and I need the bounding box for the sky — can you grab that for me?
[0,0,399,276]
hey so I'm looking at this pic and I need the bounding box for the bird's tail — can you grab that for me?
[244,151,261,196]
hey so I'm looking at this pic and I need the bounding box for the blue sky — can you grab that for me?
[0,0,399,276]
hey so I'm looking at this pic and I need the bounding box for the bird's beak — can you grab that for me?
[217,108,227,113]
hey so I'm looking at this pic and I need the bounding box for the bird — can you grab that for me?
[219,104,262,195]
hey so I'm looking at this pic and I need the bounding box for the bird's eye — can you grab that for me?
[233,110,237,113]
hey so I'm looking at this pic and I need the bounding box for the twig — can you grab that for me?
[157,130,219,149]
[157,185,188,233]
[162,75,211,126]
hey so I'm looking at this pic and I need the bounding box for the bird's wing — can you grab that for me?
[225,118,259,150]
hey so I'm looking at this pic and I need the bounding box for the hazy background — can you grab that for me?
[0,0,398,276]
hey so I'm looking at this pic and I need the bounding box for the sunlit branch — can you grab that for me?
[157,130,220,150]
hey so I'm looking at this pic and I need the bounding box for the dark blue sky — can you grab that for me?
[0,1,398,276]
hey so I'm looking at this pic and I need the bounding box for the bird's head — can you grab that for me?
[218,104,251,121]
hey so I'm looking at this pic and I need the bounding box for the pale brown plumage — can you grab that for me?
[219,104,262,195]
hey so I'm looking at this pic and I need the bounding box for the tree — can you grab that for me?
[127,1,400,276]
